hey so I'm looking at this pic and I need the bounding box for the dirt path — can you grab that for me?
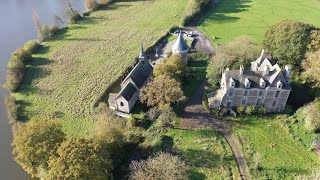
[180,82,250,180]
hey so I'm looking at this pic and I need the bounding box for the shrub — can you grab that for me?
[128,117,136,127]
[188,52,209,61]
[7,56,25,71]
[49,26,59,36]
[301,99,320,132]
[4,69,24,92]
[39,24,50,41]
[12,48,31,63]
[147,107,161,121]
[244,105,256,115]
[85,0,99,11]
[237,106,246,114]
[98,0,112,5]
[154,107,176,133]
[4,96,19,123]
[23,40,39,54]
[129,152,188,180]
[182,0,211,26]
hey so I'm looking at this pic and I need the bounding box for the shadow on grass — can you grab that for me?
[205,0,252,23]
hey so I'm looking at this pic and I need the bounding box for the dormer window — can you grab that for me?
[230,78,235,88]
[277,81,283,89]
[260,78,266,88]
[245,78,251,88]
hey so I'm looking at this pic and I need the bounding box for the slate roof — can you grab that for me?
[121,60,153,89]
[172,31,189,52]
[118,83,138,101]
[224,69,291,90]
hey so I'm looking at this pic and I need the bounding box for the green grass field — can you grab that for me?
[14,0,190,135]
[199,0,320,43]
[232,115,320,179]
[167,129,240,179]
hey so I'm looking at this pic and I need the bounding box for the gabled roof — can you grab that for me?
[172,31,189,52]
[117,82,138,101]
[223,70,291,90]
[121,60,153,89]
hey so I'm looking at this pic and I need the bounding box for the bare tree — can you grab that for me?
[32,9,41,35]
[53,15,64,28]
[65,0,74,13]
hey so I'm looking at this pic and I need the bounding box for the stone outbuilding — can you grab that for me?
[208,49,292,112]
[108,45,153,113]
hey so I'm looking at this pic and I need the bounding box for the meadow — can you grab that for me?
[14,0,190,135]
[166,129,240,179]
[199,0,320,43]
[232,115,320,179]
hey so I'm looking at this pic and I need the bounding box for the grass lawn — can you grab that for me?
[231,115,320,179]
[167,129,240,179]
[199,0,320,43]
[184,60,207,98]
[14,0,190,136]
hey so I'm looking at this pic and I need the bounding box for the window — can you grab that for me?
[229,89,233,96]
[272,100,276,107]
[275,91,280,97]
[256,99,261,106]
[259,90,263,96]
[244,90,248,96]
[120,102,124,106]
[242,99,246,105]
[227,102,232,107]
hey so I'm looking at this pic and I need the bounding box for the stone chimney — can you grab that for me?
[264,66,270,76]
[277,81,283,89]
[240,65,244,75]
[284,65,291,82]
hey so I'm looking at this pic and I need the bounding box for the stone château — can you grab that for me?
[208,50,292,112]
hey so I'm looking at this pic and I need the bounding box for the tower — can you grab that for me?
[171,31,189,62]
[139,44,146,61]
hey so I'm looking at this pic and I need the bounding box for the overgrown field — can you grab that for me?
[166,129,240,179]
[232,115,320,179]
[199,0,320,43]
[14,0,189,127]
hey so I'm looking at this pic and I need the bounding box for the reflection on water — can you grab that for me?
[0,0,84,179]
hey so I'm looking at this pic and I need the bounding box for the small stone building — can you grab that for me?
[208,50,292,112]
[108,45,153,113]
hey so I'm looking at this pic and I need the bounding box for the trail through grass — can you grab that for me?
[167,129,240,179]
[199,0,320,43]
[232,115,320,179]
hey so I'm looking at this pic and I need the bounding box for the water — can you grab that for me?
[0,0,84,178]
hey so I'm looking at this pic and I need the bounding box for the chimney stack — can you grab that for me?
[264,66,270,76]
[284,65,291,83]
[240,65,244,75]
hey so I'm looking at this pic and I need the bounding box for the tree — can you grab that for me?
[140,75,186,108]
[263,20,315,66]
[301,99,320,132]
[129,152,188,180]
[85,0,98,11]
[154,55,187,81]
[47,138,113,180]
[32,9,41,38]
[12,120,65,178]
[302,51,320,87]
[154,107,176,132]
[207,36,259,87]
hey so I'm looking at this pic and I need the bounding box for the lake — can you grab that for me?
[0,0,84,178]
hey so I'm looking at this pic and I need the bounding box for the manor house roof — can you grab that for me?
[121,60,153,89]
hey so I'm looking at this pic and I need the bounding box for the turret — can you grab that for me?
[139,44,146,61]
